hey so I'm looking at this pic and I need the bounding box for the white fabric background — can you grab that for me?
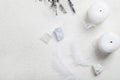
[0,0,120,80]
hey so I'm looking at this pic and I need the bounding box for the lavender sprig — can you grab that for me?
[37,0,75,15]
[68,0,76,13]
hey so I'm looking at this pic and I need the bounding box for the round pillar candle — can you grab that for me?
[87,1,110,27]
[97,33,120,53]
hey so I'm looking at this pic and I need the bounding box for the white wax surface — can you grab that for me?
[87,1,110,25]
[97,33,120,53]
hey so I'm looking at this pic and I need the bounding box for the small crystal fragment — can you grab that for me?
[92,64,103,76]
[54,27,64,41]
[40,33,52,44]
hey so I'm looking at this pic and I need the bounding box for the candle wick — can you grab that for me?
[110,41,113,43]
[100,10,102,12]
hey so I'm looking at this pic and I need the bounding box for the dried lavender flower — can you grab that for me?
[68,0,76,13]
[37,0,76,15]
[59,4,67,14]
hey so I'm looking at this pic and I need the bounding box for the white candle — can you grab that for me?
[97,33,120,54]
[87,1,110,28]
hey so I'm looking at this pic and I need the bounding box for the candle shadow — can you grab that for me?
[94,43,112,62]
